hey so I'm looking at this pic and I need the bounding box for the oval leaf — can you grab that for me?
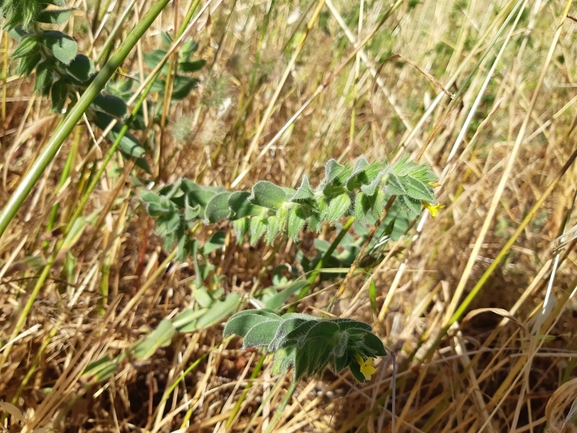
[223,308,280,338]
[92,93,128,118]
[66,54,96,82]
[132,319,176,360]
[41,30,78,65]
[195,293,242,329]
[36,8,74,24]
[249,181,287,210]
[326,193,351,223]
[204,192,232,223]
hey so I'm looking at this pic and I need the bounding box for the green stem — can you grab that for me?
[0,2,170,373]
[263,380,298,433]
[225,354,266,429]
[291,216,356,307]
[0,0,170,239]
[241,375,289,433]
[46,124,81,233]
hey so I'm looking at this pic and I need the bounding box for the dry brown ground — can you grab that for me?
[1,0,577,432]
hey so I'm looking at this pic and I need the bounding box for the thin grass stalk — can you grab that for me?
[292,215,356,304]
[232,0,404,188]
[67,68,162,232]
[46,125,82,233]
[224,354,266,429]
[511,139,577,431]
[263,380,298,433]
[9,318,61,404]
[1,32,8,121]
[237,0,326,176]
[0,0,171,239]
[447,0,574,329]
[410,0,521,159]
[332,196,396,304]
[421,145,577,365]
[96,0,136,64]
[240,374,285,433]
[0,66,164,372]
[442,0,529,323]
[481,274,577,431]
[149,336,233,432]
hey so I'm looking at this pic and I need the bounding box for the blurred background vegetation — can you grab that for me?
[1,0,577,431]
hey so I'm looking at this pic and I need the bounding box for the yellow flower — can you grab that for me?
[356,355,376,381]
[422,201,444,218]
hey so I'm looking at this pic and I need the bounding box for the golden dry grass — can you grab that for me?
[1,0,577,432]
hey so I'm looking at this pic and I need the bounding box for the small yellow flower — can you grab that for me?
[422,201,444,218]
[428,181,442,188]
[356,355,376,380]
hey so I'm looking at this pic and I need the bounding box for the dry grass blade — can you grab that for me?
[2,0,577,432]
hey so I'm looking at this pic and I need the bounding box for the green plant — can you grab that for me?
[2,2,205,172]
[143,33,206,102]
[2,0,92,109]
[0,0,173,239]
[141,155,440,260]
[83,292,241,383]
[140,154,439,383]
[224,309,386,382]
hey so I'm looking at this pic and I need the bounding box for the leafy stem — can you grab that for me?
[141,155,440,261]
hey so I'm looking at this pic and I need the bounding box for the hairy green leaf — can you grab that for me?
[40,30,77,65]
[34,61,54,95]
[249,216,267,245]
[290,175,315,202]
[36,8,73,24]
[66,54,95,82]
[16,52,41,76]
[323,159,346,185]
[326,193,351,223]
[50,79,68,112]
[360,171,385,197]
[223,309,280,337]
[228,191,260,219]
[243,319,283,348]
[204,192,232,223]
[249,181,287,210]
[399,195,422,216]
[92,93,128,118]
[264,215,281,245]
[11,35,39,59]
[286,207,306,241]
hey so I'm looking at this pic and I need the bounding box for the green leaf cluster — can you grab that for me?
[141,179,226,261]
[4,9,205,172]
[144,34,205,101]
[223,309,386,382]
[142,156,439,258]
[95,33,206,171]
[2,1,94,111]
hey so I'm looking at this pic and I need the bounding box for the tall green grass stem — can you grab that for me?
[0,0,170,239]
